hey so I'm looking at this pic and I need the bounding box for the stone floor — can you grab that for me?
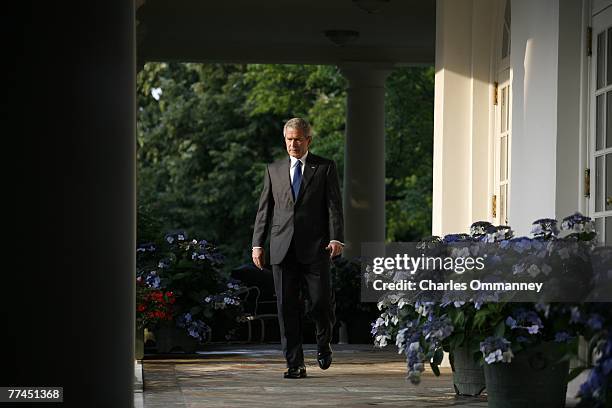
[137,344,490,408]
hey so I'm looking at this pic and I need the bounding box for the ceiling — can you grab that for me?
[136,0,436,66]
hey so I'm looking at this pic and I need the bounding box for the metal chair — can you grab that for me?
[235,285,278,343]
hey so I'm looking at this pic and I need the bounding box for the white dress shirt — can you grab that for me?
[290,151,307,183]
[253,151,344,249]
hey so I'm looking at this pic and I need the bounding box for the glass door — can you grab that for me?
[495,69,511,226]
[590,5,612,244]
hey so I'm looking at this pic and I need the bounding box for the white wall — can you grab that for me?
[509,0,560,235]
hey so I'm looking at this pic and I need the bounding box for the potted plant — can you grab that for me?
[473,215,605,408]
[371,213,611,407]
[136,231,246,353]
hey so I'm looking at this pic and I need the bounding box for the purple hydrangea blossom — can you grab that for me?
[422,315,454,343]
[157,258,171,269]
[175,314,209,342]
[587,314,604,331]
[137,242,156,253]
[554,332,573,343]
[480,336,513,364]
[508,237,533,254]
[534,303,551,318]
[469,221,496,238]
[203,293,241,309]
[505,308,544,335]
[560,212,593,233]
[570,306,582,324]
[145,271,161,289]
[442,233,471,243]
[371,317,391,347]
[531,218,559,239]
[393,319,428,384]
[527,325,540,335]
[414,301,436,317]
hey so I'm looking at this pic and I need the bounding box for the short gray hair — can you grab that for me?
[283,117,312,138]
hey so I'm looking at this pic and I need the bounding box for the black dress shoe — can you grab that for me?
[283,366,307,379]
[317,348,333,370]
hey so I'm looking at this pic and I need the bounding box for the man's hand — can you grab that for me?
[252,247,265,270]
[326,241,343,258]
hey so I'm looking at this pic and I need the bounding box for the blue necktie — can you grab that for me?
[292,160,302,200]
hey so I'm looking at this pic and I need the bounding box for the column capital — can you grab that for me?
[338,62,394,88]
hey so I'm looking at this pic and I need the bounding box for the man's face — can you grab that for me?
[284,127,311,159]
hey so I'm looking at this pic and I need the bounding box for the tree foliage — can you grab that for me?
[137,62,433,270]
[385,67,434,241]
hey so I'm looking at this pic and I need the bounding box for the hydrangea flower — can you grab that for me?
[505,308,544,335]
[164,231,188,244]
[531,218,559,239]
[157,258,171,269]
[587,314,604,331]
[477,223,513,243]
[414,301,436,317]
[137,242,157,253]
[560,212,593,233]
[508,237,533,253]
[480,336,513,364]
[371,316,393,349]
[442,233,471,243]
[203,293,241,309]
[570,306,582,324]
[145,271,161,289]
[375,334,391,348]
[469,221,496,238]
[392,320,428,384]
[534,303,550,318]
[554,331,573,343]
[422,315,453,343]
[227,280,242,290]
[176,313,210,342]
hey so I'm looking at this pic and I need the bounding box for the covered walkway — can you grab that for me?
[136,344,487,408]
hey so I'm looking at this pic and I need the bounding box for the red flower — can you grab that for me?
[151,291,163,302]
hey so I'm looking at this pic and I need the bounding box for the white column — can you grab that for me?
[339,63,391,259]
[433,0,475,236]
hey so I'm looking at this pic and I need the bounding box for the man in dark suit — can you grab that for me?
[252,117,344,379]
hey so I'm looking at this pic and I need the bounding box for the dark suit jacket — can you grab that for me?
[252,153,344,265]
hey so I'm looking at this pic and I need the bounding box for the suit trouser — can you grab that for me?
[272,239,336,368]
